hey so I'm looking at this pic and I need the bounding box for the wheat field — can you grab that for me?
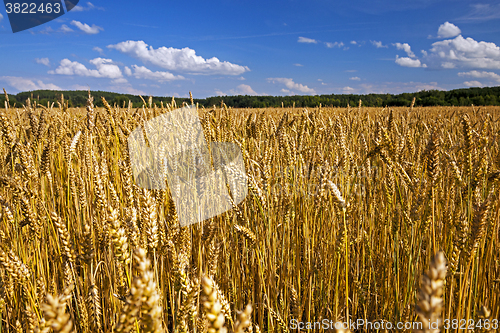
[0,90,499,332]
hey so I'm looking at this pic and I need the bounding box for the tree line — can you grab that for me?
[1,86,500,109]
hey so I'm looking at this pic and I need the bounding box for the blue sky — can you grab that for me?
[1,0,500,98]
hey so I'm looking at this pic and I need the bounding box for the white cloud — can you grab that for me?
[463,81,483,87]
[72,84,90,90]
[216,84,258,96]
[342,86,355,93]
[0,76,61,91]
[35,58,50,66]
[124,66,132,76]
[108,40,249,75]
[281,89,291,94]
[38,26,55,35]
[437,22,461,38]
[395,55,426,68]
[93,46,104,55]
[457,4,500,21]
[325,42,344,48]
[267,78,316,94]
[424,35,500,69]
[0,13,4,22]
[32,24,72,34]
[109,85,146,96]
[89,58,122,78]
[49,58,123,79]
[233,84,257,95]
[350,41,357,45]
[298,37,318,44]
[237,76,246,80]
[49,59,99,77]
[345,70,357,72]
[72,2,103,11]
[371,40,387,48]
[59,24,74,33]
[112,78,128,84]
[350,77,361,81]
[129,65,185,82]
[358,81,443,94]
[393,43,415,58]
[458,70,500,83]
[71,20,103,34]
[293,63,303,67]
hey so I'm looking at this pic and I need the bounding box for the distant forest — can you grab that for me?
[2,86,500,109]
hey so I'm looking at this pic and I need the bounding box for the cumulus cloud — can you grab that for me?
[267,78,316,94]
[0,13,3,22]
[93,46,104,55]
[49,58,123,79]
[35,58,50,66]
[458,70,500,83]
[293,63,303,67]
[371,40,387,48]
[342,86,355,93]
[216,84,259,96]
[124,66,132,76]
[395,55,426,68]
[424,35,500,69]
[71,20,103,34]
[233,84,258,95]
[393,43,415,58]
[129,65,185,82]
[108,40,249,75]
[89,58,122,78]
[0,76,61,91]
[325,42,344,48]
[59,25,74,33]
[298,37,318,44]
[463,81,483,87]
[350,41,357,45]
[437,22,461,38]
[112,78,128,84]
[350,77,361,81]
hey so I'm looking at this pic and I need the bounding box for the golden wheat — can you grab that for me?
[0,92,498,332]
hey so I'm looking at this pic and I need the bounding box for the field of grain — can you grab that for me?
[0,91,499,332]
